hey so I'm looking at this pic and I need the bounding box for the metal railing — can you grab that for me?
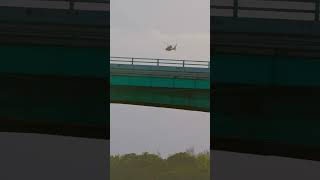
[110,56,210,68]
[211,0,320,21]
[0,0,109,11]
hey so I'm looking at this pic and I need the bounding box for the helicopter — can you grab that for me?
[164,42,177,51]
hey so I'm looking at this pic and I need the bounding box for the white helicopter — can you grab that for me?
[164,42,177,51]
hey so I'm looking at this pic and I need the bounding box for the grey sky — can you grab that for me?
[111,0,210,156]
[111,0,210,60]
[111,104,210,157]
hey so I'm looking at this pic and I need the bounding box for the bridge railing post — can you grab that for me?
[157,59,159,66]
[233,0,238,18]
[182,60,185,67]
[69,0,74,11]
[131,58,134,65]
[316,0,320,21]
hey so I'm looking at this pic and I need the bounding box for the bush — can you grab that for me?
[111,151,209,180]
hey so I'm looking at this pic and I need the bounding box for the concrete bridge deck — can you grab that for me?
[0,0,109,139]
[212,0,320,161]
[111,57,210,112]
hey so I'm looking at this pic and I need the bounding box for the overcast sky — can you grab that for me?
[111,104,210,157]
[111,0,210,60]
[110,0,210,157]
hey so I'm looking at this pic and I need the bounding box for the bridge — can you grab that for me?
[110,57,210,112]
[212,0,320,161]
[0,0,109,139]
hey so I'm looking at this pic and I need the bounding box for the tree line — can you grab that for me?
[111,150,209,180]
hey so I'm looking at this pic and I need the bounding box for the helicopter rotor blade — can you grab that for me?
[163,41,170,46]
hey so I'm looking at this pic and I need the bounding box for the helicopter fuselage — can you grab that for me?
[165,44,177,51]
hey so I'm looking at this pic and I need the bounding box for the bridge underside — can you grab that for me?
[0,0,109,138]
[111,64,210,112]
[0,73,107,139]
[213,84,320,161]
[0,45,108,139]
[111,85,209,112]
[0,45,107,78]
[211,13,320,160]
[212,51,320,161]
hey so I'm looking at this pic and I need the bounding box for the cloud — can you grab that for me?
[111,0,209,60]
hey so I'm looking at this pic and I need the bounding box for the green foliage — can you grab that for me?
[111,151,210,180]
